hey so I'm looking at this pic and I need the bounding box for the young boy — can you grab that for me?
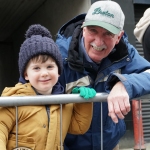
[0,24,94,150]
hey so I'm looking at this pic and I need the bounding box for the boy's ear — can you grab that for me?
[24,72,29,80]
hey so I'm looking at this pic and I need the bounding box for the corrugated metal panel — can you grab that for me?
[141,100,150,142]
[134,4,150,143]
[133,0,150,4]
[135,40,144,56]
[134,5,147,57]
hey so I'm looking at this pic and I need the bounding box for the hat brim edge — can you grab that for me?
[81,21,121,35]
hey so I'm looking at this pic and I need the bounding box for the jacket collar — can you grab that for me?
[19,76,64,95]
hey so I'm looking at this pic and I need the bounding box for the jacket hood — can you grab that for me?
[56,14,129,72]
[1,83,36,96]
[56,14,85,72]
[52,82,64,94]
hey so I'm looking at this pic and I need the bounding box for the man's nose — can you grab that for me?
[94,34,104,46]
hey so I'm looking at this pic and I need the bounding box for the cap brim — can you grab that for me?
[81,21,120,34]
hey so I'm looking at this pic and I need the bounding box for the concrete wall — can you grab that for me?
[0,43,16,92]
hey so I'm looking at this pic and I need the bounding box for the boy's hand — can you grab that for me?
[72,86,96,100]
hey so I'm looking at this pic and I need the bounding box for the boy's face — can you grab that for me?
[24,57,59,95]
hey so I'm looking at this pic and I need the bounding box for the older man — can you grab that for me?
[56,1,150,150]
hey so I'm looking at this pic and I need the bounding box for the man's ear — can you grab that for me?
[82,26,86,38]
[115,30,124,45]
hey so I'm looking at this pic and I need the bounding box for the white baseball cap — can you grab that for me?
[81,1,125,34]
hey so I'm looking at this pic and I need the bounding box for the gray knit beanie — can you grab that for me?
[18,24,63,78]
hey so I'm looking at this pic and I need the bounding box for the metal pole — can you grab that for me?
[0,93,149,107]
[60,104,63,150]
[132,100,146,150]
[15,106,18,148]
[0,93,108,106]
[101,102,103,150]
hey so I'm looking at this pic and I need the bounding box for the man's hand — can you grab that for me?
[107,81,131,123]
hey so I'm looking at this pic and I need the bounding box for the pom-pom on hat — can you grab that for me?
[18,24,63,78]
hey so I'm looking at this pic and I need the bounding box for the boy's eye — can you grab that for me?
[33,67,40,70]
[47,65,53,68]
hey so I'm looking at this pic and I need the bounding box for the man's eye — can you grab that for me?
[87,27,97,35]
[89,28,97,33]
[105,32,115,38]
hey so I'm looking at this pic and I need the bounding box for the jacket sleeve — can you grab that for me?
[105,43,150,99]
[68,102,93,134]
[0,107,16,150]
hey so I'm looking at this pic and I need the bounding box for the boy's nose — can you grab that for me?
[41,69,48,76]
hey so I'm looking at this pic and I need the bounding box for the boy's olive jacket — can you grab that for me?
[0,83,92,150]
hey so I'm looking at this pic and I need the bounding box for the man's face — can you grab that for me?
[83,26,123,63]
